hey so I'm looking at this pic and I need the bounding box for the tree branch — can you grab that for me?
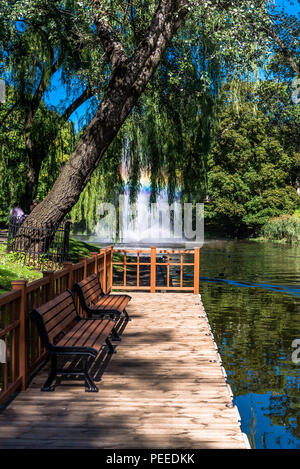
[127,0,191,83]
[89,0,127,70]
[262,25,299,77]
[62,87,93,121]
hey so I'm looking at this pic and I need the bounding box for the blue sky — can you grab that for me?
[44,0,300,134]
[44,70,95,134]
[276,0,300,14]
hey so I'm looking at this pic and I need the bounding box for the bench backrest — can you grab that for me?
[31,290,78,346]
[74,273,102,306]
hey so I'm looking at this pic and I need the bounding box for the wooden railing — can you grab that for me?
[112,247,200,294]
[0,248,112,406]
[0,245,200,406]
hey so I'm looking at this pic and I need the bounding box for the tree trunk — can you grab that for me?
[23,0,191,229]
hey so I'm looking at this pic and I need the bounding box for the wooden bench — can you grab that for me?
[30,290,119,392]
[74,273,131,322]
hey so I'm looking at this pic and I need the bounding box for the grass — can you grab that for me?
[68,237,124,264]
[0,244,43,293]
[0,237,104,294]
[68,237,101,263]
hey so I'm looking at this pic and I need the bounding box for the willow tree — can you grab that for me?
[0,0,106,210]
[18,0,272,229]
[21,0,191,228]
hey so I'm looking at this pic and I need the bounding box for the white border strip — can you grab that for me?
[242,433,252,449]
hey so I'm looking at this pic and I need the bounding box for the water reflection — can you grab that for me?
[200,277,300,298]
[199,240,300,449]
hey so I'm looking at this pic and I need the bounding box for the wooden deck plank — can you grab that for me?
[0,292,246,449]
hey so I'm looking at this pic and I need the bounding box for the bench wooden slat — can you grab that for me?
[43,295,74,324]
[45,303,77,336]
[69,320,102,348]
[54,319,88,347]
[47,307,78,343]
[95,294,118,308]
[81,278,100,298]
[84,320,114,349]
[57,320,98,348]
[94,295,130,311]
[38,291,71,314]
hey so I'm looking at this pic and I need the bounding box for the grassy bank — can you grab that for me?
[249,237,300,245]
[0,244,42,294]
[68,238,101,263]
[0,238,102,295]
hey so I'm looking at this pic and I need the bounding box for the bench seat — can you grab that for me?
[89,295,131,313]
[74,273,131,321]
[56,318,115,352]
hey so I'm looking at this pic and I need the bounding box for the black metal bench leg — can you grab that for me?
[41,356,57,392]
[106,337,116,354]
[83,358,98,393]
[123,309,131,321]
[111,326,121,341]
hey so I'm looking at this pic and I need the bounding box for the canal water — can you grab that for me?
[198,240,300,449]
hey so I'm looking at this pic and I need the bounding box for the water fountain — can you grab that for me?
[94,163,203,248]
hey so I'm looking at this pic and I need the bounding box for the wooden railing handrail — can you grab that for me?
[0,288,21,306]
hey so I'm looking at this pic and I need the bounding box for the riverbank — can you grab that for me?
[248,237,300,245]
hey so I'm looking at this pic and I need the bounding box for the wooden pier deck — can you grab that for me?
[0,293,246,449]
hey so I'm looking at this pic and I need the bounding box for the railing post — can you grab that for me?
[109,246,113,293]
[103,250,107,291]
[150,246,156,293]
[80,257,87,279]
[99,249,107,293]
[91,252,99,275]
[43,270,55,301]
[12,280,28,391]
[63,261,73,290]
[194,248,200,295]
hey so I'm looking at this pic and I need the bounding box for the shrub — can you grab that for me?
[262,215,300,243]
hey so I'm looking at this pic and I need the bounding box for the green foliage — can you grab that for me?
[205,81,299,236]
[37,118,75,201]
[0,87,75,225]
[70,130,124,234]
[0,87,27,224]
[0,1,299,238]
[261,215,300,243]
